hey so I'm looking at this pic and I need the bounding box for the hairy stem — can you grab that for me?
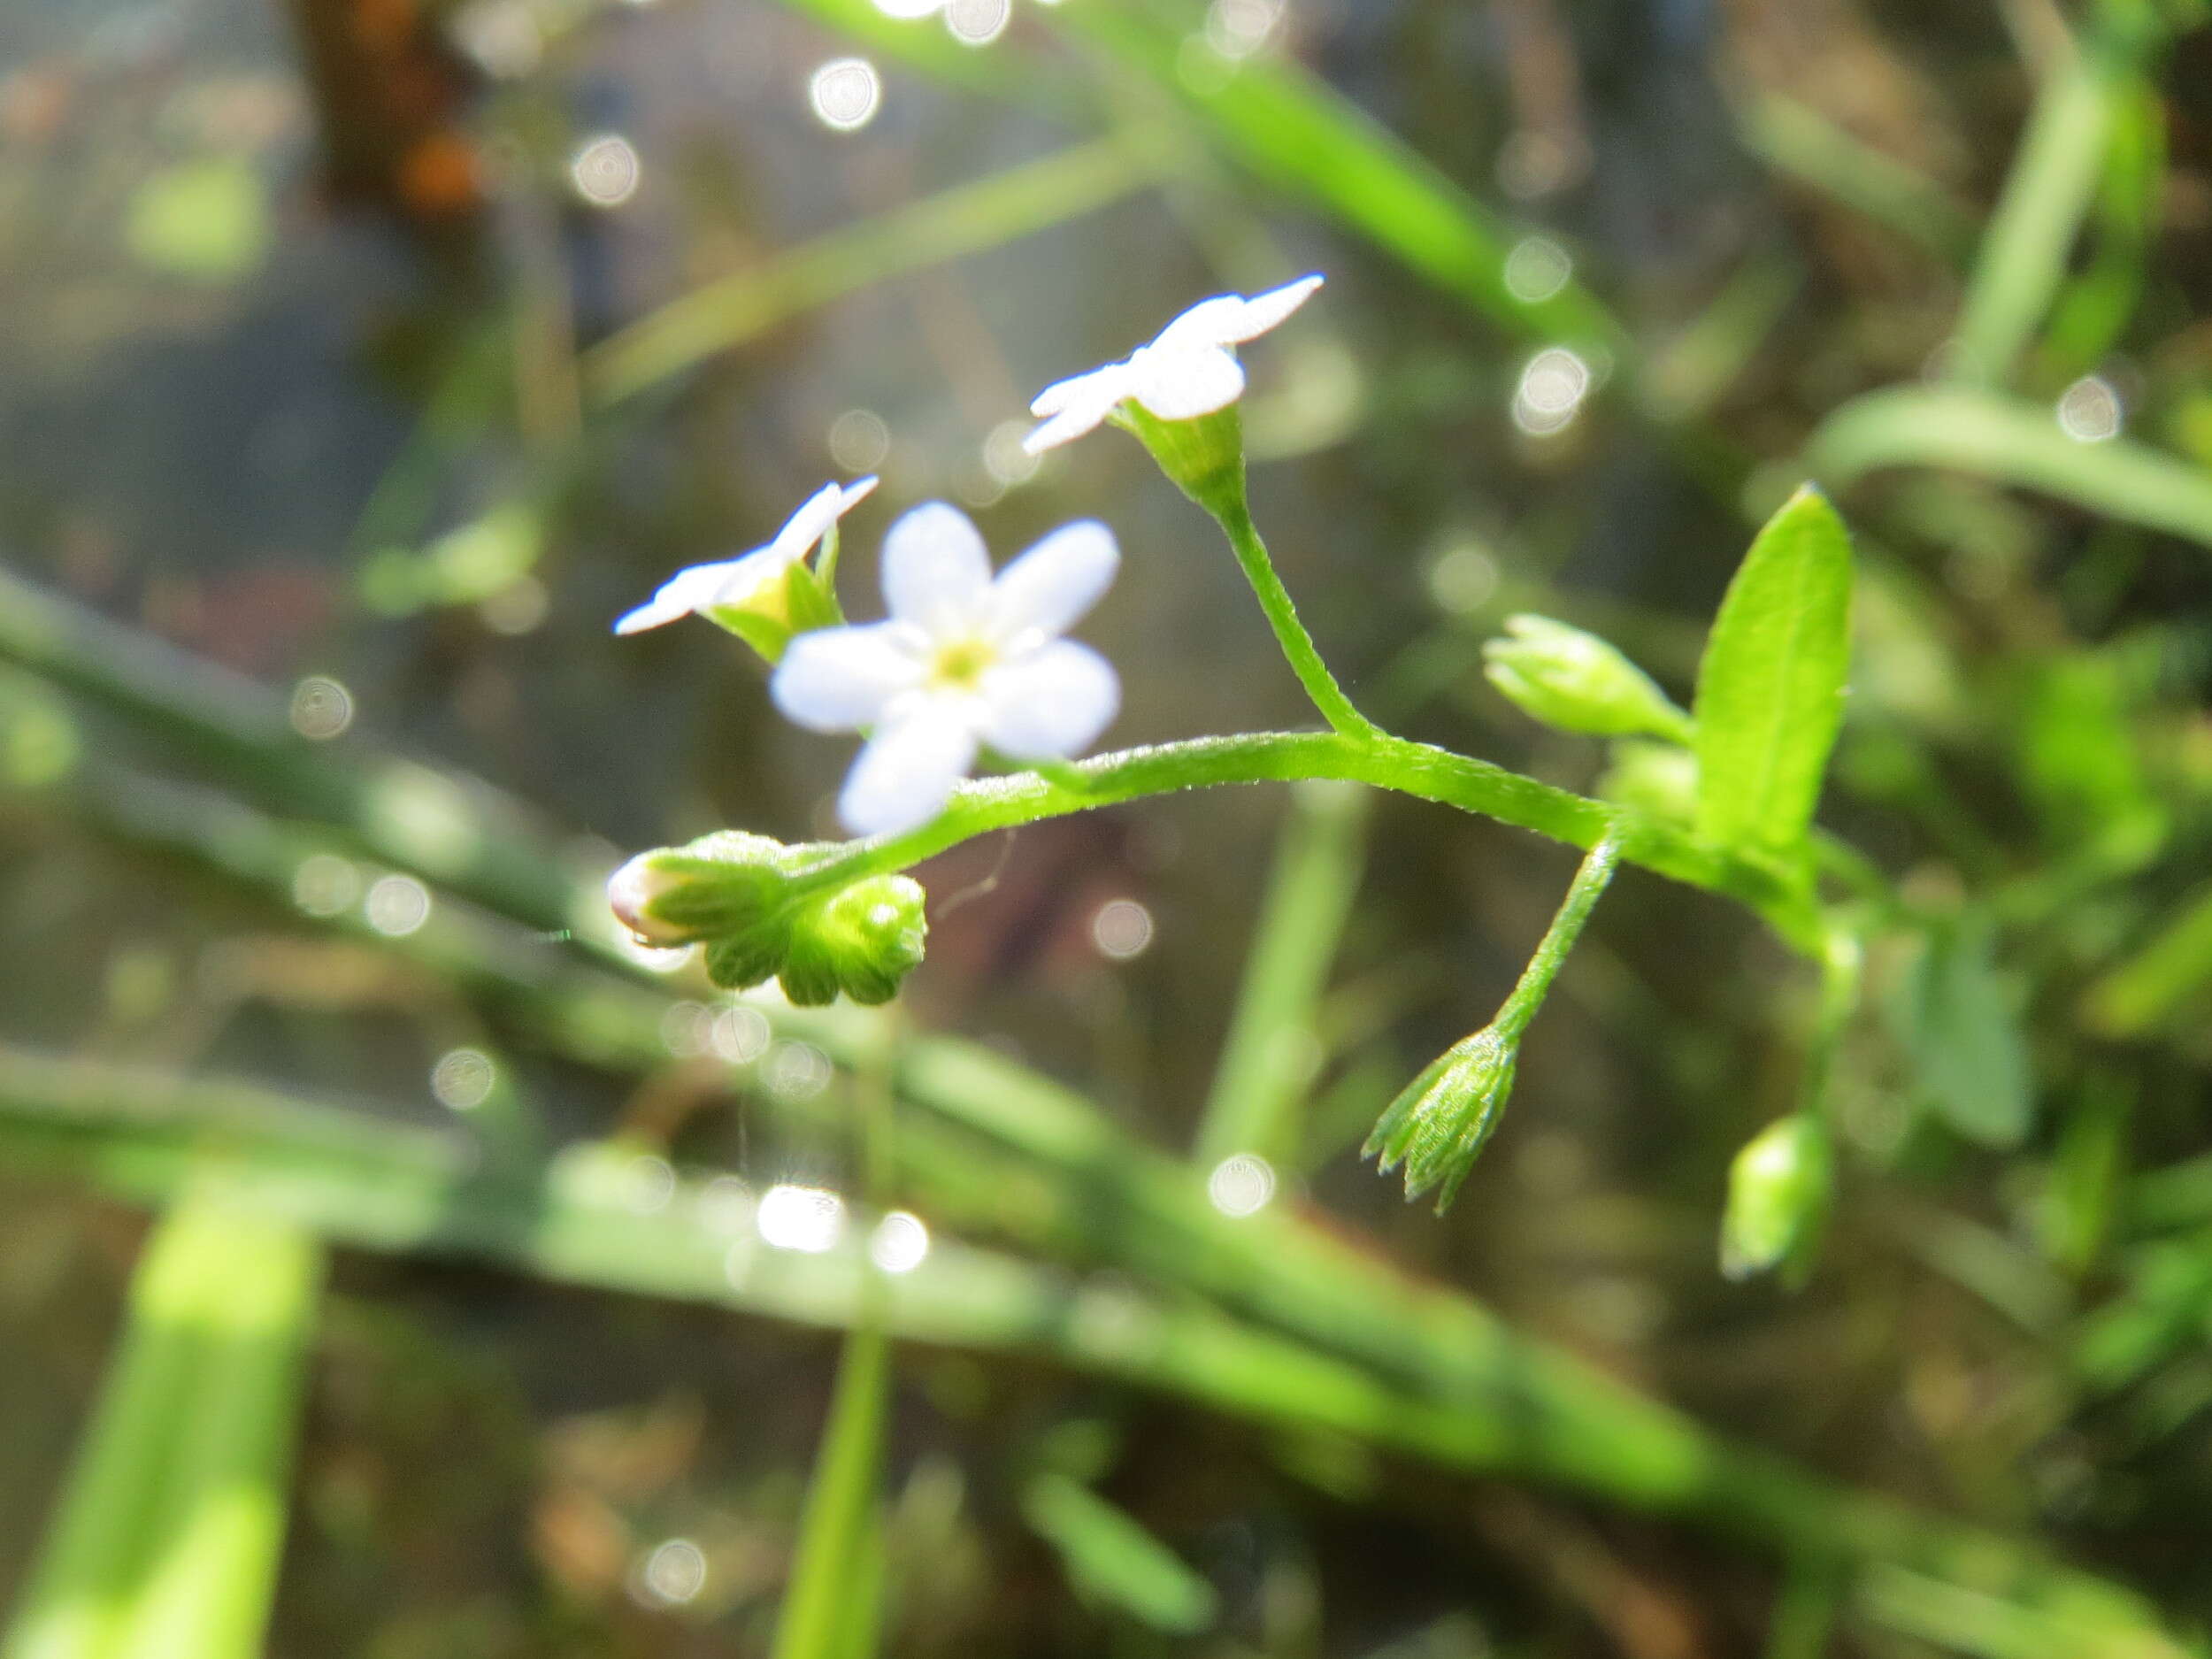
[1494,830,1624,1038]
[1217,501,1379,738]
[787,731,1818,950]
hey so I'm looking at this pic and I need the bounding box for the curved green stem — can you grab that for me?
[1217,502,1379,739]
[787,731,1818,949]
[1494,830,1624,1039]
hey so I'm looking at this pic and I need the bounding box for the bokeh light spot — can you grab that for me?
[364,874,431,936]
[809,58,882,131]
[757,1183,845,1252]
[870,1210,931,1273]
[1207,1153,1276,1217]
[570,134,641,206]
[1092,898,1155,961]
[288,675,354,740]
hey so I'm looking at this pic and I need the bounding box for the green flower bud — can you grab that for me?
[609,832,928,1006]
[1482,615,1693,743]
[1117,402,1247,523]
[777,874,927,1006]
[1599,738,1699,825]
[1363,1028,1518,1213]
[1719,1114,1832,1283]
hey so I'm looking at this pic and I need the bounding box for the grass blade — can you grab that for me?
[1806,385,2212,550]
[1692,487,1855,857]
[2,1200,321,1659]
[1945,30,2139,387]
[771,1327,891,1659]
[582,138,1154,405]
[1194,780,1368,1169]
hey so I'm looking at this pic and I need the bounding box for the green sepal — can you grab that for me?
[1116,402,1248,521]
[701,562,846,665]
[1363,1028,1519,1213]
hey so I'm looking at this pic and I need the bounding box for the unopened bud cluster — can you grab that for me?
[610,832,926,1006]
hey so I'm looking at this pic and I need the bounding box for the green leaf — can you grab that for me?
[1887,913,2035,1149]
[1020,1472,1217,1635]
[1692,486,1854,857]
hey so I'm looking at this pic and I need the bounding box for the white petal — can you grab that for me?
[979,641,1118,760]
[1152,275,1324,352]
[767,475,879,563]
[613,558,749,634]
[1152,294,1251,353]
[772,623,927,733]
[706,546,797,609]
[839,703,979,836]
[881,502,994,630]
[1222,273,1325,341]
[1128,344,1246,420]
[988,520,1118,642]
[1030,364,1124,419]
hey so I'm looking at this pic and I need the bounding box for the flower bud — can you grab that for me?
[1719,1114,1832,1283]
[777,874,928,1006]
[1482,615,1692,743]
[1598,739,1699,825]
[609,831,929,1006]
[1363,1028,1518,1213]
[1117,402,1247,523]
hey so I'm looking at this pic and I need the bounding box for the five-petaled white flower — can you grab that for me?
[1023,274,1325,455]
[772,502,1119,837]
[614,476,878,635]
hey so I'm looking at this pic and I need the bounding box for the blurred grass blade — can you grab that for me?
[1945,29,2136,387]
[772,1327,891,1659]
[1021,1472,1217,1634]
[1194,780,1368,1168]
[3,1200,321,1659]
[1692,487,1854,857]
[2034,79,2162,382]
[1046,6,1623,357]
[2082,880,2212,1036]
[582,138,1154,404]
[0,1046,2189,1653]
[1733,92,1976,266]
[1807,385,2212,551]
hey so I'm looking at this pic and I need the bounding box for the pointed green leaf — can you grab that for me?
[1692,486,1854,856]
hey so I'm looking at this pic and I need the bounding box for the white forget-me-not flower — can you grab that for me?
[772,503,1119,837]
[615,476,877,635]
[1023,274,1324,456]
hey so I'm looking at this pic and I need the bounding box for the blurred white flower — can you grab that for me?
[615,477,877,635]
[1024,274,1324,455]
[773,503,1119,836]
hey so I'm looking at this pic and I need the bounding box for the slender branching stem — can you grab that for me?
[1494,830,1624,1040]
[783,732,1819,950]
[1216,500,1379,740]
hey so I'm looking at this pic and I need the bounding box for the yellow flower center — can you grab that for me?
[930,637,995,690]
